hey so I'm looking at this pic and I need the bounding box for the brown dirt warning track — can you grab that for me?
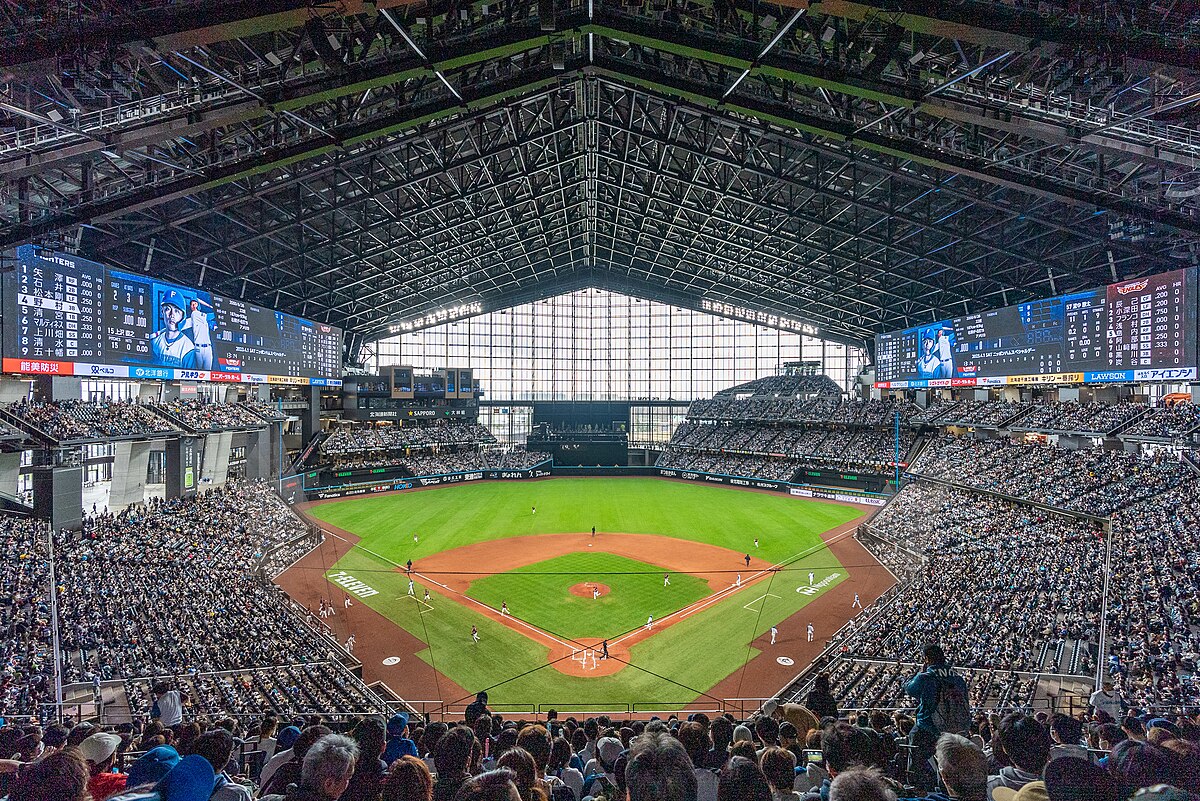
[278,486,894,707]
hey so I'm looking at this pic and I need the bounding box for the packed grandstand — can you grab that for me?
[0,382,1194,801]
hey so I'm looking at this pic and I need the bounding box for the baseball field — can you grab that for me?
[286,478,889,712]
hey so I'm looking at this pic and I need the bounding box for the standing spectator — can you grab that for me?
[904,645,969,787]
[546,737,584,801]
[1089,680,1124,721]
[466,693,491,725]
[677,721,719,801]
[804,674,838,721]
[151,681,186,728]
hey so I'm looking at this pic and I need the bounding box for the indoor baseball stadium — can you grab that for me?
[0,2,1197,801]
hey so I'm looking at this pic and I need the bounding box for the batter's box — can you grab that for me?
[743,593,781,612]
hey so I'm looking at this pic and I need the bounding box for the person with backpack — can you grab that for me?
[904,645,970,791]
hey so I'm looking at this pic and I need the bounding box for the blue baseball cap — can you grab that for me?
[127,745,181,788]
[160,290,187,311]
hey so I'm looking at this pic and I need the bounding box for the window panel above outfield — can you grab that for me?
[370,289,864,401]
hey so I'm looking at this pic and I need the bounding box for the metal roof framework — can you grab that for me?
[1,0,1197,355]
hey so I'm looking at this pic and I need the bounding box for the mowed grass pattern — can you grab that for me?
[465,552,711,640]
[313,478,864,705]
[310,477,861,566]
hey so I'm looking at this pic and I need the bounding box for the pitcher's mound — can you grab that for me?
[570,582,610,598]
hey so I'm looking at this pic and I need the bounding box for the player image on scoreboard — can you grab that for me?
[915,323,956,379]
[148,285,216,370]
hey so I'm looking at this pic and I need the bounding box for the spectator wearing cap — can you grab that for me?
[192,729,252,801]
[580,736,623,799]
[987,715,1051,801]
[126,746,182,790]
[625,731,696,801]
[81,730,128,801]
[105,753,216,801]
[384,714,418,765]
[677,721,719,801]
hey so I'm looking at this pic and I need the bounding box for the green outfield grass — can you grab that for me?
[312,478,863,706]
[465,552,712,640]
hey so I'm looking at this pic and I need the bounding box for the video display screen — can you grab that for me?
[4,245,342,385]
[874,268,1198,387]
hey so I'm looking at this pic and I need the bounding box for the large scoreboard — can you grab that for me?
[3,245,342,385]
[874,268,1198,388]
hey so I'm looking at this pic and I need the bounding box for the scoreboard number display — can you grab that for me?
[874,267,1198,387]
[4,244,342,385]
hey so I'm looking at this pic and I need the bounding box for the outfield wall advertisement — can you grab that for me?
[656,468,889,505]
[308,465,553,500]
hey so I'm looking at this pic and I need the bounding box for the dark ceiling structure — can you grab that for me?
[1,0,1198,356]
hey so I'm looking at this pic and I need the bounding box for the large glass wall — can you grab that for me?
[370,289,864,401]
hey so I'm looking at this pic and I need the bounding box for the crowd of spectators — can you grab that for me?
[854,482,1106,676]
[0,692,1196,801]
[7,399,178,441]
[1108,482,1200,710]
[935,400,1034,428]
[0,517,55,721]
[124,663,389,721]
[686,396,917,426]
[55,482,343,685]
[910,435,1194,516]
[1122,403,1200,440]
[322,422,497,456]
[1012,401,1146,436]
[657,421,915,479]
[157,399,268,431]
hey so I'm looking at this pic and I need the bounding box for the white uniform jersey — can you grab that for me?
[151,331,196,367]
[188,310,212,346]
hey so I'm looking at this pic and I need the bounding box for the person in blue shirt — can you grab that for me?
[383,713,419,765]
[904,645,969,790]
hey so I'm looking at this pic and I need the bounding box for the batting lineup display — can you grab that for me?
[874,267,1199,388]
[4,245,342,385]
